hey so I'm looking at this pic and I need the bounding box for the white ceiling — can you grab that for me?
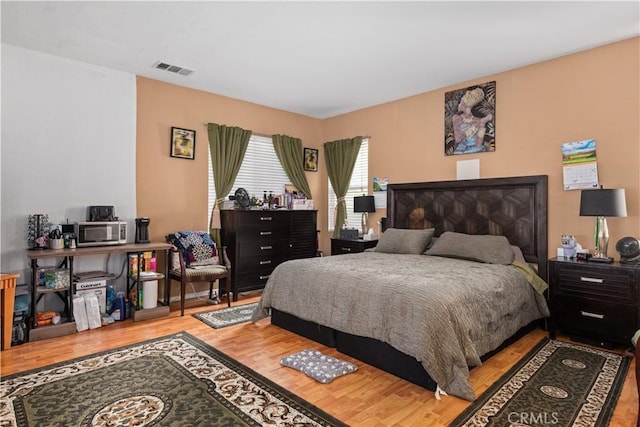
[2,1,638,119]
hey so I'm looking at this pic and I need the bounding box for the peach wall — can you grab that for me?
[136,78,324,242]
[138,37,639,270]
[137,80,325,297]
[322,37,639,256]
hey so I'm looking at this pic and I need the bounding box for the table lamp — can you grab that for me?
[354,195,376,237]
[579,188,627,262]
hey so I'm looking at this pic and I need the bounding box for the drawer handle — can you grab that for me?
[580,310,605,320]
[260,231,272,236]
[580,276,604,284]
[260,217,273,221]
[341,247,352,252]
[259,260,272,265]
[260,245,273,250]
[259,275,270,280]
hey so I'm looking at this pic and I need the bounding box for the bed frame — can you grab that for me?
[272,175,548,391]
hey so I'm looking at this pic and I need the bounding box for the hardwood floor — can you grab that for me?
[1,293,637,426]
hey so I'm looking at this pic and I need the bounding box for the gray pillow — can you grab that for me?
[425,231,515,264]
[375,228,435,254]
[511,245,526,263]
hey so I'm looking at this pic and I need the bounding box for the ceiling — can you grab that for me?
[2,1,638,119]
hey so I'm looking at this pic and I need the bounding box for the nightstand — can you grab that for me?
[331,238,378,255]
[548,257,640,348]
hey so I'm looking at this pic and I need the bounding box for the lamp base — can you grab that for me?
[587,256,614,264]
[593,216,610,260]
[361,212,369,237]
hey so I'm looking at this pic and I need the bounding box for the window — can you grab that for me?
[327,139,369,231]
[208,135,290,220]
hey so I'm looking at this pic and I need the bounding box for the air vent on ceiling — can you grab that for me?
[152,61,194,76]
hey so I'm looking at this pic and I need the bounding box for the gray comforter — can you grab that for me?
[252,251,550,400]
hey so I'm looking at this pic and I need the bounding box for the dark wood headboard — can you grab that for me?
[387,175,548,279]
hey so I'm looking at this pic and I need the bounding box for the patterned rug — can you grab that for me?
[450,338,631,427]
[1,332,346,427]
[194,302,259,329]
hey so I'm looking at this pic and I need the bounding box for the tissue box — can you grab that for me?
[292,199,314,210]
[222,200,237,210]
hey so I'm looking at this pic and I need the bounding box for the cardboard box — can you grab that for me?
[74,278,107,314]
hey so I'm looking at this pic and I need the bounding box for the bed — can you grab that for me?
[252,175,550,400]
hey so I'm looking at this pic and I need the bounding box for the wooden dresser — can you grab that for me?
[221,210,317,301]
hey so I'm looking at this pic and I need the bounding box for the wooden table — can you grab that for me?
[0,273,20,350]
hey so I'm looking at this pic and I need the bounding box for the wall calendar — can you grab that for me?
[561,139,599,190]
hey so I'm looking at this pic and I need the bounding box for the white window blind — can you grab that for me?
[327,139,369,231]
[208,135,290,220]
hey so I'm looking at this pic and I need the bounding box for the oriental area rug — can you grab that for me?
[450,338,630,427]
[0,332,347,427]
[194,302,259,329]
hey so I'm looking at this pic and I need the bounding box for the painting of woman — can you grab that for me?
[444,81,496,155]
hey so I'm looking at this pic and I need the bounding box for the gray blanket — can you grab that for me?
[252,252,550,400]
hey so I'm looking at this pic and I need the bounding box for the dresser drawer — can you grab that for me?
[237,238,289,258]
[236,254,287,272]
[237,227,289,241]
[331,238,378,255]
[236,269,274,289]
[554,263,636,304]
[554,297,637,344]
[236,212,289,230]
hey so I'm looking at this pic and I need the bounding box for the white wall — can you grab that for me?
[1,44,136,304]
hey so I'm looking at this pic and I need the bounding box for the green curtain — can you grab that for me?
[208,123,252,245]
[324,136,363,238]
[272,134,312,200]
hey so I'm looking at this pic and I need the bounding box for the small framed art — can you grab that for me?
[170,127,196,160]
[303,147,318,172]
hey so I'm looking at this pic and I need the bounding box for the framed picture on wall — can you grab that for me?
[444,81,496,156]
[303,147,318,172]
[170,127,196,160]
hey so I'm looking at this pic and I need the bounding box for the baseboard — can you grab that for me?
[168,289,216,304]
[168,289,260,304]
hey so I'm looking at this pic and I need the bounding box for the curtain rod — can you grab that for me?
[203,123,271,139]
[203,123,370,141]
[323,136,371,143]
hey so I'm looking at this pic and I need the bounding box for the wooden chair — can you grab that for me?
[165,232,231,316]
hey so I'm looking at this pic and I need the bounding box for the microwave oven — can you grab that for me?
[74,221,127,247]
